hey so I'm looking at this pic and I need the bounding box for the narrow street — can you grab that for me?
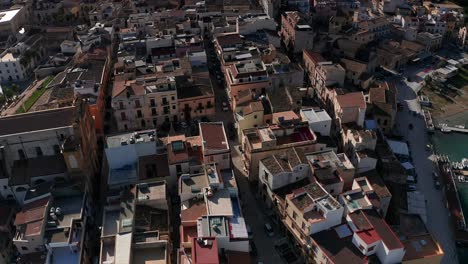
[232,146,285,264]
[205,37,285,263]
[395,74,458,264]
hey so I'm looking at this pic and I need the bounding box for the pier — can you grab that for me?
[436,125,468,134]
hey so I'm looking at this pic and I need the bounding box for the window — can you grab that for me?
[151,108,157,116]
[292,212,297,220]
[121,112,127,121]
[137,110,143,118]
[223,154,229,160]
[150,99,156,107]
[18,149,25,159]
[135,99,141,108]
[254,115,257,119]
[301,222,306,230]
[171,96,175,101]
[358,244,365,251]
[119,101,124,109]
[172,105,176,110]
[35,147,43,157]
[368,245,376,251]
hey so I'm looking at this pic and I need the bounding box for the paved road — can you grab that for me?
[395,72,458,264]
[232,146,285,264]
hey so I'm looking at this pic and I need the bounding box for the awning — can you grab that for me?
[402,162,415,170]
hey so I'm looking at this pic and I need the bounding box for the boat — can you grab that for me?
[463,158,468,169]
[455,125,466,129]
[440,126,451,133]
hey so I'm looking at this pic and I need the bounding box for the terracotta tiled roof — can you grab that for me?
[336,92,366,109]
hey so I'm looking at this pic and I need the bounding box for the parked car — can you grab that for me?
[434,180,441,190]
[264,223,274,237]
[222,101,229,112]
[247,225,254,240]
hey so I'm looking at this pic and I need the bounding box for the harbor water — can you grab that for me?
[431,113,468,263]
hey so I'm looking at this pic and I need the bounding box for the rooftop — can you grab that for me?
[336,92,366,110]
[0,8,21,23]
[106,130,157,148]
[198,216,229,237]
[176,72,214,99]
[261,148,307,175]
[312,224,365,263]
[301,108,332,123]
[180,173,209,195]
[206,188,234,216]
[398,214,444,261]
[0,107,75,137]
[200,122,229,151]
[192,238,219,264]
[11,155,67,185]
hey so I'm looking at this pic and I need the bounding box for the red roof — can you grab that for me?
[200,123,229,151]
[15,197,50,225]
[192,238,219,264]
[364,210,404,250]
[356,229,381,245]
[336,92,366,109]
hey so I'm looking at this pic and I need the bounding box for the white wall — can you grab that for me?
[356,156,377,173]
[376,243,405,264]
[216,236,249,253]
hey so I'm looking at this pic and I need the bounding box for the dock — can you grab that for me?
[436,124,468,134]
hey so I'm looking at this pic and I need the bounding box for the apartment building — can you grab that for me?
[416,32,443,52]
[0,36,44,83]
[280,12,315,53]
[225,59,270,109]
[241,122,326,182]
[13,184,91,263]
[0,103,99,205]
[303,50,326,91]
[300,108,332,137]
[334,91,367,128]
[103,130,170,190]
[306,150,355,193]
[0,7,28,38]
[177,163,250,263]
[258,148,310,207]
[367,82,398,134]
[214,33,260,70]
[310,209,405,264]
[314,62,346,101]
[284,182,343,256]
[112,76,178,131]
[99,181,170,264]
[235,101,267,140]
[199,122,231,170]
[176,72,215,122]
